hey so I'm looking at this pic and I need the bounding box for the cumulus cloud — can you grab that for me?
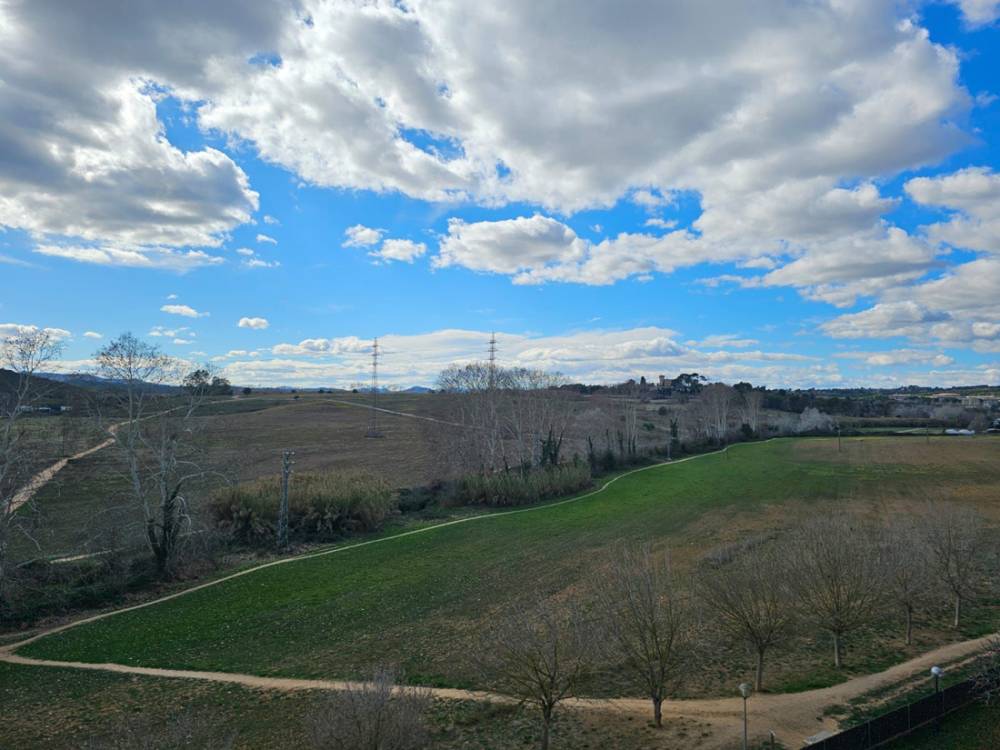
[906,166,1000,254]
[372,239,427,264]
[0,2,267,267]
[342,224,385,248]
[256,233,277,245]
[948,0,1000,26]
[238,317,269,330]
[161,304,208,318]
[262,215,280,225]
[83,331,103,339]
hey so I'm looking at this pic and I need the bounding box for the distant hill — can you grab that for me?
[0,369,92,407]
[38,372,178,395]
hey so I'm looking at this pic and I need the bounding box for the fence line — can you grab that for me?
[807,677,983,749]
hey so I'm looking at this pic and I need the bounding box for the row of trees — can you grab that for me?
[434,363,574,476]
[474,507,992,749]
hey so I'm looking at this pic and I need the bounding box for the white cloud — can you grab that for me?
[83,331,103,339]
[251,326,827,388]
[149,326,192,338]
[245,257,280,268]
[371,239,427,264]
[948,0,1000,26]
[256,233,277,245]
[343,224,385,248]
[161,304,208,318]
[631,189,672,209]
[166,293,179,300]
[644,218,677,230]
[262,215,280,225]
[235,247,255,257]
[688,334,759,349]
[34,244,224,271]
[0,323,72,341]
[835,349,954,367]
[906,166,1000,254]
[238,316,269,330]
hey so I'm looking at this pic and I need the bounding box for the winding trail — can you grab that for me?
[6,430,993,747]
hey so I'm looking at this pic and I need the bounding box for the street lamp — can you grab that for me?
[931,666,944,729]
[739,682,753,750]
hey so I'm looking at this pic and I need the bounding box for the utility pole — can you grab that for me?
[366,337,382,438]
[278,449,295,549]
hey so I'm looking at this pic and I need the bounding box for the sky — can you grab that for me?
[1,0,1000,389]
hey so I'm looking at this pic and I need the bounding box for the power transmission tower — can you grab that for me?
[366,337,383,438]
[488,330,498,388]
[277,449,295,549]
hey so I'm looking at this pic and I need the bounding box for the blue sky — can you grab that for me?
[1,0,999,388]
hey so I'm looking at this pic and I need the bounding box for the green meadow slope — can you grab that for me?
[18,437,1000,695]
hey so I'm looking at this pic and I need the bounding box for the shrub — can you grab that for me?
[309,668,430,750]
[210,471,396,545]
[448,464,592,508]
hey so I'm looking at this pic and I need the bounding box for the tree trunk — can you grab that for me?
[954,594,962,629]
[540,708,552,750]
[833,632,842,668]
[905,605,913,645]
[653,696,663,728]
[755,648,766,691]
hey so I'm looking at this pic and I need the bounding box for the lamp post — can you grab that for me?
[931,665,944,730]
[739,682,753,750]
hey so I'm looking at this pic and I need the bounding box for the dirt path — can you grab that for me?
[1,633,992,748]
[9,435,114,514]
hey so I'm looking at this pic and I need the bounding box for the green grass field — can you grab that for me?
[16,437,1000,698]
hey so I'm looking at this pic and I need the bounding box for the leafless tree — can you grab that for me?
[697,544,793,691]
[94,333,216,577]
[786,516,884,668]
[881,518,934,645]
[921,504,987,629]
[738,388,764,435]
[309,667,431,750]
[0,329,61,605]
[699,383,734,443]
[596,543,692,727]
[436,363,572,475]
[474,599,594,750]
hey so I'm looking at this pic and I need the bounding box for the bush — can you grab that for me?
[210,471,396,545]
[309,668,430,750]
[448,464,592,508]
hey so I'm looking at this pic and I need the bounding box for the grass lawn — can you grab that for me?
[16,437,1000,698]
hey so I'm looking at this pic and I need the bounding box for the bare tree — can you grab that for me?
[882,518,934,645]
[787,516,884,668]
[922,504,986,629]
[0,329,61,605]
[737,388,764,435]
[309,667,431,750]
[94,333,214,577]
[699,383,734,443]
[474,599,594,750]
[596,543,692,727]
[697,544,793,691]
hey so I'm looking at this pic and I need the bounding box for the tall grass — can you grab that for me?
[449,464,592,508]
[210,471,396,545]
